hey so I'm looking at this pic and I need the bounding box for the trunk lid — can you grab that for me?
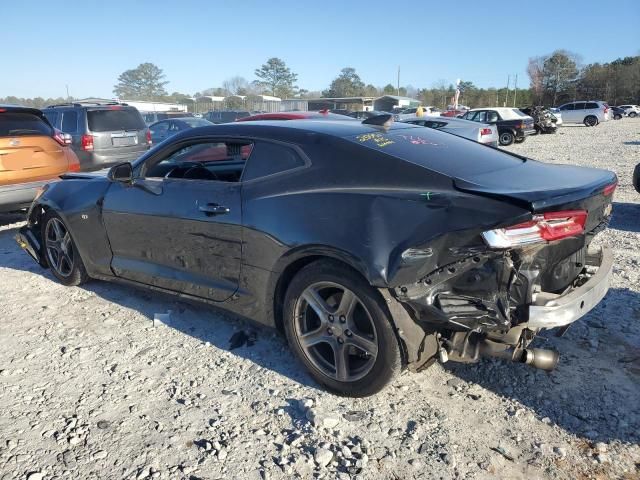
[453,159,616,212]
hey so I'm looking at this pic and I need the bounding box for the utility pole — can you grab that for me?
[65,84,70,100]
[505,75,510,107]
[397,66,400,96]
[513,74,518,107]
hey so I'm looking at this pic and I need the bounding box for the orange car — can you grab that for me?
[0,106,80,212]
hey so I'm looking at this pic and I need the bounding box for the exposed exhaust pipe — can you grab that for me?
[478,342,559,371]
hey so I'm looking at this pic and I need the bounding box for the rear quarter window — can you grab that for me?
[242,142,306,181]
[0,112,53,137]
[347,129,525,176]
[87,108,146,132]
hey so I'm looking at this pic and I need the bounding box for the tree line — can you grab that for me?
[2,52,638,109]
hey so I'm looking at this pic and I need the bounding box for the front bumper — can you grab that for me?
[527,246,612,329]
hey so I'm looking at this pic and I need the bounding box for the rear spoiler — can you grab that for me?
[362,114,394,128]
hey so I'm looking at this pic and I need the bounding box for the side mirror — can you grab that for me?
[108,162,133,183]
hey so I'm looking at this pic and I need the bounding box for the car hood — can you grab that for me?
[60,168,110,180]
[453,159,616,211]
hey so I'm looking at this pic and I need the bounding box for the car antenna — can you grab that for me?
[362,113,394,128]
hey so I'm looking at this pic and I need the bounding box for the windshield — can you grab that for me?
[181,118,213,128]
[87,108,146,132]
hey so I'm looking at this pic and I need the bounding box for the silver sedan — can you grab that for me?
[400,115,499,147]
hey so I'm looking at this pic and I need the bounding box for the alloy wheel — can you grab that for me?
[294,282,378,382]
[45,218,74,277]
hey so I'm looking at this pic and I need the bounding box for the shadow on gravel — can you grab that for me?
[0,212,26,227]
[623,141,640,145]
[443,287,640,445]
[610,202,640,232]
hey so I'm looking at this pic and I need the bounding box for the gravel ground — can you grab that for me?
[0,119,639,480]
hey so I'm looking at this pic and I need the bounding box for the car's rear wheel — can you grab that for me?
[614,114,622,120]
[584,115,599,127]
[42,211,89,286]
[499,131,515,146]
[283,260,401,397]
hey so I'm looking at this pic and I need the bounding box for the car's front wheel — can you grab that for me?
[283,259,402,397]
[633,163,640,194]
[629,112,637,118]
[42,211,89,286]
[584,115,599,127]
[499,131,515,146]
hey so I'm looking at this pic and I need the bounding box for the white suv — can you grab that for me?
[619,105,639,118]
[557,101,610,126]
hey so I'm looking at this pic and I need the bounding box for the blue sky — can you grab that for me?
[2,0,639,99]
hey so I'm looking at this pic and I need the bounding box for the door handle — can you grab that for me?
[198,203,230,216]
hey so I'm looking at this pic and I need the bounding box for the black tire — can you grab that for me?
[499,131,515,146]
[629,112,637,118]
[614,114,622,120]
[514,137,526,144]
[633,163,640,194]
[41,210,89,286]
[283,259,402,397]
[584,115,598,127]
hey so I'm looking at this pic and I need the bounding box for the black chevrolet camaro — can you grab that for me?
[16,117,616,397]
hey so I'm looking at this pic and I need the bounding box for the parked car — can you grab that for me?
[400,115,499,147]
[549,108,563,126]
[347,110,387,120]
[42,102,151,172]
[634,163,640,193]
[461,108,536,146]
[618,105,639,118]
[610,106,625,120]
[141,111,193,126]
[236,111,358,122]
[556,101,610,126]
[519,106,558,134]
[203,111,252,124]
[441,109,468,118]
[396,106,437,120]
[17,119,616,397]
[329,109,352,116]
[0,105,80,212]
[149,117,213,143]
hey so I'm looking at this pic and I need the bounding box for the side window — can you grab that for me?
[43,111,59,128]
[150,122,169,137]
[145,140,253,183]
[585,102,599,109]
[486,111,499,122]
[242,141,306,181]
[143,113,155,124]
[560,104,574,111]
[474,111,487,123]
[167,121,181,132]
[61,111,78,133]
[573,102,586,110]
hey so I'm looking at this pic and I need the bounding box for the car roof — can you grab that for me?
[0,105,44,116]
[400,115,488,127]
[169,118,420,142]
[237,111,356,122]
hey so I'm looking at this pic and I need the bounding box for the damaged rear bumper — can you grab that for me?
[527,246,612,329]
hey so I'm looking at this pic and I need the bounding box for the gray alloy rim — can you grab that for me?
[45,218,74,278]
[500,132,512,144]
[294,281,378,383]
[585,116,597,126]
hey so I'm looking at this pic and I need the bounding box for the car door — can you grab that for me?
[101,137,250,302]
[559,103,577,123]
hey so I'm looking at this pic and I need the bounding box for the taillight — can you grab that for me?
[68,157,81,172]
[81,134,94,151]
[480,128,493,136]
[53,129,72,146]
[603,181,617,196]
[482,210,588,248]
[146,129,152,145]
